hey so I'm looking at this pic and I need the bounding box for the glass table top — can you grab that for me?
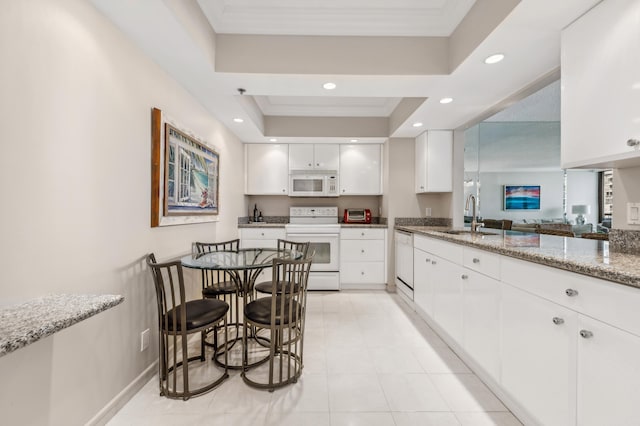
[181,248,298,271]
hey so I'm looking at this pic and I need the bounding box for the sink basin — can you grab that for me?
[441,229,496,236]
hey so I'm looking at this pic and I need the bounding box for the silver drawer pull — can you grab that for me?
[425,258,431,263]
[431,261,437,265]
[472,258,480,264]
[361,249,365,253]
[361,271,365,275]
[552,317,564,325]
[627,138,640,148]
[580,330,593,339]
[565,288,579,297]
[461,274,468,280]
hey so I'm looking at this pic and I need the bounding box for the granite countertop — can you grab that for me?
[0,294,124,357]
[396,225,640,289]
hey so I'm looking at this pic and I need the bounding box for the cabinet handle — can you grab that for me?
[361,271,365,275]
[361,232,365,236]
[308,163,312,166]
[316,163,320,166]
[627,138,640,149]
[552,317,564,325]
[565,288,579,297]
[461,274,468,280]
[425,258,431,263]
[361,249,365,254]
[431,260,437,265]
[472,258,480,264]
[342,189,346,193]
[580,330,594,339]
[261,232,264,236]
[282,189,286,192]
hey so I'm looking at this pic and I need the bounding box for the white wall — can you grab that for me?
[566,170,599,226]
[613,167,640,230]
[0,1,245,424]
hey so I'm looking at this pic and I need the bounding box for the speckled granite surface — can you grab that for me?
[395,217,453,227]
[0,294,124,357]
[238,218,388,228]
[396,226,640,289]
[609,229,640,254]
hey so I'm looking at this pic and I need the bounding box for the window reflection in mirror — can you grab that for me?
[463,80,609,235]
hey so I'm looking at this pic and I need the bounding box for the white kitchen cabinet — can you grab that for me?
[245,144,289,195]
[413,247,434,316]
[561,0,640,168]
[462,269,500,381]
[289,144,339,171]
[415,130,452,193]
[501,283,577,426]
[339,144,382,195]
[339,228,386,289]
[432,255,464,343]
[576,315,640,426]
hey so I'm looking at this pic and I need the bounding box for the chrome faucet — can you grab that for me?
[465,194,484,233]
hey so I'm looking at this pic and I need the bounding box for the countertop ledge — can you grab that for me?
[396,225,640,289]
[238,223,388,228]
[0,294,124,358]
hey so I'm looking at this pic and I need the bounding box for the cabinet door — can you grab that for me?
[501,284,577,426]
[415,131,452,193]
[413,248,434,316]
[288,144,314,170]
[432,256,464,342]
[339,144,382,195]
[577,315,640,426]
[561,0,640,168]
[245,144,289,195]
[314,144,339,170]
[462,270,500,381]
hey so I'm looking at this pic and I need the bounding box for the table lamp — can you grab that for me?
[571,204,590,225]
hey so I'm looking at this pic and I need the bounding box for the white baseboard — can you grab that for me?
[86,361,157,426]
[339,283,387,290]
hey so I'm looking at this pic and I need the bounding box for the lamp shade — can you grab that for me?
[571,204,591,215]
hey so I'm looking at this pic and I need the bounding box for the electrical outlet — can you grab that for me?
[425,207,432,217]
[140,329,150,352]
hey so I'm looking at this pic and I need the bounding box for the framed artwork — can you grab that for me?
[151,108,219,227]
[504,185,540,210]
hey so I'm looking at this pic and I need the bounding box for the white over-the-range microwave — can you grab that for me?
[289,171,339,197]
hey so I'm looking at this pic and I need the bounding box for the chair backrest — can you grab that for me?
[270,256,313,326]
[146,253,187,334]
[194,240,240,290]
[277,239,310,259]
[195,239,240,254]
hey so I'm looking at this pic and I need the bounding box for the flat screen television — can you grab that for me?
[504,185,540,210]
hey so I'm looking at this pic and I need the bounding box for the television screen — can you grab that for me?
[504,185,540,210]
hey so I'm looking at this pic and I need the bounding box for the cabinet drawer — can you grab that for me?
[413,235,463,264]
[341,228,385,240]
[340,240,385,262]
[239,228,285,240]
[340,262,385,283]
[463,247,500,279]
[502,257,640,337]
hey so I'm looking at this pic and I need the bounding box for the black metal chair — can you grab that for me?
[195,240,241,352]
[146,253,229,400]
[242,256,313,391]
[254,239,310,296]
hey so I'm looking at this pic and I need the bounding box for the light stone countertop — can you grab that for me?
[396,226,640,289]
[238,223,388,228]
[0,294,124,357]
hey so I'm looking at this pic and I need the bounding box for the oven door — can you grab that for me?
[285,233,339,271]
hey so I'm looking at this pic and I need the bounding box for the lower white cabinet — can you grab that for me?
[576,314,640,426]
[239,227,286,282]
[340,228,386,288]
[501,283,577,426]
[409,233,640,426]
[462,270,501,381]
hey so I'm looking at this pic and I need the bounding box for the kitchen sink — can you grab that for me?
[441,229,496,236]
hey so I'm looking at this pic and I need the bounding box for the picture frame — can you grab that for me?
[504,185,540,210]
[151,108,219,227]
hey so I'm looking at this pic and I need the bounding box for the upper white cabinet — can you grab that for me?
[245,144,289,195]
[561,0,640,168]
[289,144,339,171]
[339,144,382,195]
[415,130,452,193]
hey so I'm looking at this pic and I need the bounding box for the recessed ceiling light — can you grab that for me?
[233,118,244,123]
[484,53,505,64]
[412,122,423,128]
[440,97,453,104]
[323,82,337,90]
[269,138,278,142]
[350,139,359,142]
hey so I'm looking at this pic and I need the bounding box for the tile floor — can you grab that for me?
[108,291,523,426]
